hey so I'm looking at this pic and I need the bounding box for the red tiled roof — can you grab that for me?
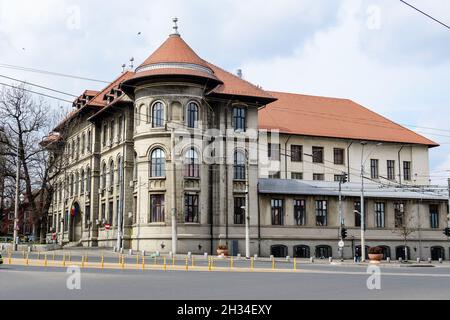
[88,71,134,107]
[207,62,275,101]
[259,91,438,147]
[139,34,211,70]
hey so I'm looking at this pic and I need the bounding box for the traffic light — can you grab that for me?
[444,228,450,237]
[341,227,348,239]
[339,173,348,184]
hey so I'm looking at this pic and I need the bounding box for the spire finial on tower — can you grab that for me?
[172,17,179,35]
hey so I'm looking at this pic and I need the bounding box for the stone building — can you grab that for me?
[45,25,449,261]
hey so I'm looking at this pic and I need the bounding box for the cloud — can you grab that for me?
[0,0,449,183]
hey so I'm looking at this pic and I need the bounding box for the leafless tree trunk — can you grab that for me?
[0,84,69,243]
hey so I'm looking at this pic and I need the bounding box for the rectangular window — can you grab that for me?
[85,205,90,229]
[294,199,306,226]
[313,173,325,181]
[234,197,246,225]
[354,201,361,227]
[291,145,303,162]
[312,147,324,163]
[233,107,246,132]
[150,195,165,223]
[110,120,115,144]
[118,116,123,142]
[403,161,411,181]
[394,202,405,228]
[291,172,303,180]
[269,171,281,179]
[268,143,280,161]
[133,196,138,224]
[430,204,439,229]
[370,159,379,179]
[108,201,114,225]
[387,160,396,180]
[101,203,106,222]
[271,199,284,226]
[87,130,92,153]
[185,194,199,223]
[375,202,385,228]
[102,124,107,147]
[64,211,69,232]
[334,148,345,165]
[315,200,327,226]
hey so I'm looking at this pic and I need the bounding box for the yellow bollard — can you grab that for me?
[208,258,212,271]
[68,252,71,262]
[185,257,189,271]
[230,256,234,270]
[164,257,167,272]
[85,254,88,263]
[81,256,84,268]
[272,258,276,270]
[62,254,66,267]
[22,250,25,259]
[142,256,145,271]
[37,251,41,260]
[101,255,105,270]
[8,252,11,265]
[44,254,48,267]
[121,255,125,269]
[251,257,254,271]
[136,253,140,267]
[294,258,297,271]
[210,257,214,271]
[192,256,195,267]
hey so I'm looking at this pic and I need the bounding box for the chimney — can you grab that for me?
[236,69,243,79]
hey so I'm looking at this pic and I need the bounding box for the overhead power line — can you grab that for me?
[0,63,110,84]
[0,82,73,103]
[400,0,450,30]
[0,74,79,98]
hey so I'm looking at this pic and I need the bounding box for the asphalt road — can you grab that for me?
[1,263,450,300]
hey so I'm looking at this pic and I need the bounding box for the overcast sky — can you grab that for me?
[0,0,449,184]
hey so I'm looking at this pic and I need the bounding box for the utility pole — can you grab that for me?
[116,155,124,251]
[447,178,450,229]
[13,150,20,251]
[245,162,250,259]
[171,129,178,255]
[360,142,367,262]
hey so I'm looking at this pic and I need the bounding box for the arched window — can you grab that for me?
[150,148,166,178]
[234,151,246,180]
[133,151,138,181]
[315,245,332,259]
[152,101,164,128]
[70,174,74,196]
[271,245,288,258]
[86,168,91,193]
[74,172,79,195]
[187,102,199,128]
[377,246,391,260]
[101,163,107,190]
[431,246,445,261]
[396,246,411,261]
[185,148,199,178]
[109,161,115,191]
[355,245,370,260]
[81,134,85,155]
[80,170,85,194]
[294,245,311,258]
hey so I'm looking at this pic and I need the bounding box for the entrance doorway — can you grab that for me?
[70,202,82,242]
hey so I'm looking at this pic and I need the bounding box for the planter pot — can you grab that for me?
[217,249,229,256]
[369,253,383,264]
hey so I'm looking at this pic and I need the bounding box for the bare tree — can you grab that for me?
[0,84,70,243]
[392,213,416,261]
